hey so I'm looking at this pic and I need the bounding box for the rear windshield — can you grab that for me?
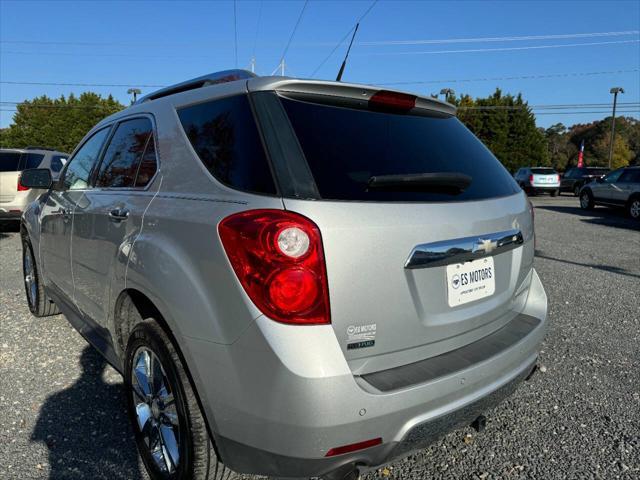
[0,152,22,172]
[279,97,519,202]
[531,168,556,174]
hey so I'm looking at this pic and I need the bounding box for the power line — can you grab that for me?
[310,0,378,77]
[277,0,309,71]
[372,68,640,86]
[358,30,640,47]
[0,80,165,87]
[364,39,640,56]
[233,0,238,68]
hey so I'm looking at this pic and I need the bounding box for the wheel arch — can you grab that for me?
[113,287,228,463]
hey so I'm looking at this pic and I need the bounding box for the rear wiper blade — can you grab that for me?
[367,172,472,195]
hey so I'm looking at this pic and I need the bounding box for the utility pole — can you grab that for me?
[127,88,141,104]
[280,58,285,76]
[250,57,256,73]
[608,87,624,169]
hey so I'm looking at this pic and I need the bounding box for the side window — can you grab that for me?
[63,128,110,190]
[617,170,640,183]
[177,95,276,195]
[603,169,623,184]
[24,153,45,169]
[50,155,67,173]
[96,118,153,188]
[135,135,158,187]
[565,169,575,179]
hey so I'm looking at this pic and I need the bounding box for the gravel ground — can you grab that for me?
[1,196,638,480]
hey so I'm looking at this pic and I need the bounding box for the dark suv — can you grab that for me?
[560,166,609,196]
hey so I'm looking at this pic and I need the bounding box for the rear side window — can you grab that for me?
[24,153,45,169]
[280,97,519,202]
[96,118,153,188]
[63,127,110,190]
[178,95,276,195]
[618,169,640,183]
[0,152,22,171]
[50,155,67,172]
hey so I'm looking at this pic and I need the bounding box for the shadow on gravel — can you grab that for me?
[535,205,639,231]
[535,250,640,280]
[0,221,20,234]
[32,346,143,479]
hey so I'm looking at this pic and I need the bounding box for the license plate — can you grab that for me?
[446,257,495,307]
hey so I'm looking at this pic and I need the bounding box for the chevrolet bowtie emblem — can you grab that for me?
[477,238,497,254]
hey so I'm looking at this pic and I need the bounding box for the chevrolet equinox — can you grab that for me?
[20,70,547,480]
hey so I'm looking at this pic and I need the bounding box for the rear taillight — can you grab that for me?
[218,209,330,325]
[556,174,560,183]
[529,174,534,184]
[17,176,30,191]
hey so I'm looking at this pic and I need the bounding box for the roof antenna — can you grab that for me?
[336,23,359,82]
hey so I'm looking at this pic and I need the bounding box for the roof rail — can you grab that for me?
[135,69,257,104]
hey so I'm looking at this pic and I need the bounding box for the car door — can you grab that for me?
[614,169,639,204]
[40,128,111,300]
[71,116,159,325]
[561,168,575,190]
[592,168,624,203]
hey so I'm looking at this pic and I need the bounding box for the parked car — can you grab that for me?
[0,147,68,224]
[20,70,548,480]
[579,166,640,219]
[513,167,560,196]
[560,166,610,196]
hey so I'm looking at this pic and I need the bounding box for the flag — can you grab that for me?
[577,140,585,168]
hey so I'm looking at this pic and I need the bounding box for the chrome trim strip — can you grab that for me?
[404,228,524,269]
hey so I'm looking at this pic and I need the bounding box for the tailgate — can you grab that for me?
[0,171,19,203]
[285,196,534,374]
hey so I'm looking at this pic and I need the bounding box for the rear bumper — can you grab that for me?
[0,208,23,220]
[184,269,547,478]
[529,185,559,193]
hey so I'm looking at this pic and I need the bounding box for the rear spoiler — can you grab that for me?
[247,77,456,117]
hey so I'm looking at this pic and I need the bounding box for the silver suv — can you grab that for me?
[0,147,68,223]
[20,70,548,480]
[579,166,640,219]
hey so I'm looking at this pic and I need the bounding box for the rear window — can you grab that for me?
[531,168,556,174]
[0,152,22,172]
[279,97,519,202]
[178,95,276,195]
[50,155,67,172]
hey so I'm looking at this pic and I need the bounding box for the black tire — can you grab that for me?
[550,189,558,197]
[627,195,640,220]
[124,319,236,480]
[22,237,60,317]
[580,189,595,210]
[573,184,582,197]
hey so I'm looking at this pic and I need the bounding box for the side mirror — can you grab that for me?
[20,168,52,189]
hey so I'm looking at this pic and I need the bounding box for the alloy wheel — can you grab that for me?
[580,193,590,209]
[131,347,181,474]
[630,200,640,219]
[23,247,37,309]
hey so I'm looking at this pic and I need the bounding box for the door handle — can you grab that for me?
[108,208,129,221]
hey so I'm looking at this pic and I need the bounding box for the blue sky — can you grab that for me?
[1,0,639,128]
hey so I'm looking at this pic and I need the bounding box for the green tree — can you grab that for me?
[454,88,548,172]
[0,93,124,153]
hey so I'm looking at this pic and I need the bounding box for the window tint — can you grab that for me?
[0,152,22,171]
[63,128,110,190]
[178,95,276,195]
[135,136,157,187]
[24,153,45,169]
[50,155,67,172]
[618,169,640,183]
[603,169,624,184]
[280,97,519,202]
[96,118,152,188]
[531,168,556,175]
